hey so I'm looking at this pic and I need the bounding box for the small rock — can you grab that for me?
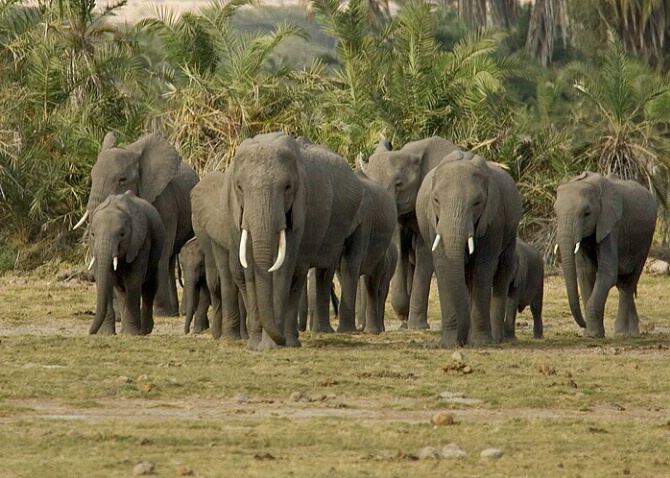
[439,391,465,399]
[419,447,442,460]
[648,259,669,276]
[176,466,194,476]
[431,412,456,426]
[116,376,133,384]
[235,393,251,404]
[142,383,156,393]
[136,374,151,382]
[132,461,155,475]
[451,351,467,362]
[480,448,504,459]
[442,444,467,459]
[289,391,303,402]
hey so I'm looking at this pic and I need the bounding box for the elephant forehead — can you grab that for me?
[93,149,138,175]
[556,181,597,202]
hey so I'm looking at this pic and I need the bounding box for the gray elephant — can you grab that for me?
[75,132,199,317]
[504,238,544,340]
[355,241,398,332]
[88,191,165,335]
[190,171,248,342]
[416,152,522,346]
[554,172,656,337]
[363,136,458,330]
[178,237,210,335]
[298,268,339,332]
[229,132,366,350]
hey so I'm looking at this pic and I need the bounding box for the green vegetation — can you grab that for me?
[2,0,670,267]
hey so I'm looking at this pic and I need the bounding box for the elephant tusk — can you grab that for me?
[431,234,441,252]
[88,256,95,270]
[113,256,118,271]
[554,243,559,255]
[73,209,89,230]
[468,236,475,255]
[239,229,248,269]
[268,229,286,272]
[574,242,580,254]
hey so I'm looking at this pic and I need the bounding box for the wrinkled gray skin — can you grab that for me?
[416,153,522,346]
[178,237,211,334]
[504,238,544,340]
[194,133,364,350]
[336,170,397,333]
[89,192,165,335]
[554,172,656,337]
[190,171,248,342]
[363,137,458,330]
[298,268,339,332]
[355,241,398,332]
[82,132,199,317]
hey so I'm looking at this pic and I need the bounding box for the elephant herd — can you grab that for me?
[74,131,658,349]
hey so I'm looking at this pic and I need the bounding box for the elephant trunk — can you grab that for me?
[90,238,115,334]
[557,217,587,328]
[438,223,472,346]
[244,202,287,346]
[183,270,198,334]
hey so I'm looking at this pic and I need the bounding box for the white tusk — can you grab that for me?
[574,242,580,254]
[268,229,286,272]
[88,257,95,270]
[73,209,89,230]
[113,256,118,271]
[432,234,441,252]
[468,236,475,255]
[554,243,559,255]
[239,229,248,269]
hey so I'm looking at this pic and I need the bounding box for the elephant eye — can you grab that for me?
[119,176,126,184]
[285,183,292,192]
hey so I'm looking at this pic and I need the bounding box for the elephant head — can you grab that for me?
[230,133,307,346]
[74,132,182,228]
[88,191,157,334]
[554,172,623,328]
[363,137,456,216]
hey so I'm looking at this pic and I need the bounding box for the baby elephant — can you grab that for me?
[88,191,165,335]
[504,239,544,340]
[178,237,210,334]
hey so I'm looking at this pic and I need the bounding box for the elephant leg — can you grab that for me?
[504,291,519,341]
[363,272,383,334]
[298,280,308,332]
[220,253,242,341]
[584,239,618,338]
[168,254,180,314]
[408,238,433,330]
[112,292,123,322]
[491,245,516,343]
[98,282,117,335]
[244,265,263,350]
[468,260,495,345]
[391,247,411,327]
[576,253,596,315]
[238,292,248,340]
[313,268,336,333]
[192,286,210,334]
[614,273,640,336]
[356,278,367,330]
[120,283,142,335]
[531,287,544,339]
[330,283,340,317]
[284,273,305,348]
[140,273,158,335]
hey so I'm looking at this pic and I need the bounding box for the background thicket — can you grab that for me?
[2,0,670,268]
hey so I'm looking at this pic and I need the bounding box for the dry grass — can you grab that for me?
[2,267,670,477]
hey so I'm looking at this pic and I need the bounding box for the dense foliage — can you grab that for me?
[1,0,670,268]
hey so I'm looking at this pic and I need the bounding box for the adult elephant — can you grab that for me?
[75,132,199,317]
[554,172,656,337]
[190,170,248,342]
[362,136,458,330]
[416,152,522,346]
[198,133,365,350]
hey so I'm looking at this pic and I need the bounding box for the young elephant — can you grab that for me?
[178,237,210,334]
[88,191,165,335]
[504,239,544,340]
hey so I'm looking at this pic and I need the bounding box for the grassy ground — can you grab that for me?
[1,267,670,477]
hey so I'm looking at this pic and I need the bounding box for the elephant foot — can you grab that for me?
[246,335,262,350]
[408,321,430,330]
[154,304,179,317]
[193,325,210,335]
[240,329,249,340]
[364,326,382,335]
[439,335,460,348]
[256,334,281,351]
[582,328,605,339]
[285,335,302,348]
[468,333,493,346]
[315,323,336,334]
[221,332,242,341]
[94,322,116,336]
[503,334,517,342]
[336,322,357,333]
[397,321,408,330]
[533,333,544,339]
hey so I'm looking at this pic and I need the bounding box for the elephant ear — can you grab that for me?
[511,246,528,289]
[101,131,117,151]
[121,191,148,264]
[596,176,623,243]
[471,155,495,237]
[128,133,181,204]
[374,139,392,153]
